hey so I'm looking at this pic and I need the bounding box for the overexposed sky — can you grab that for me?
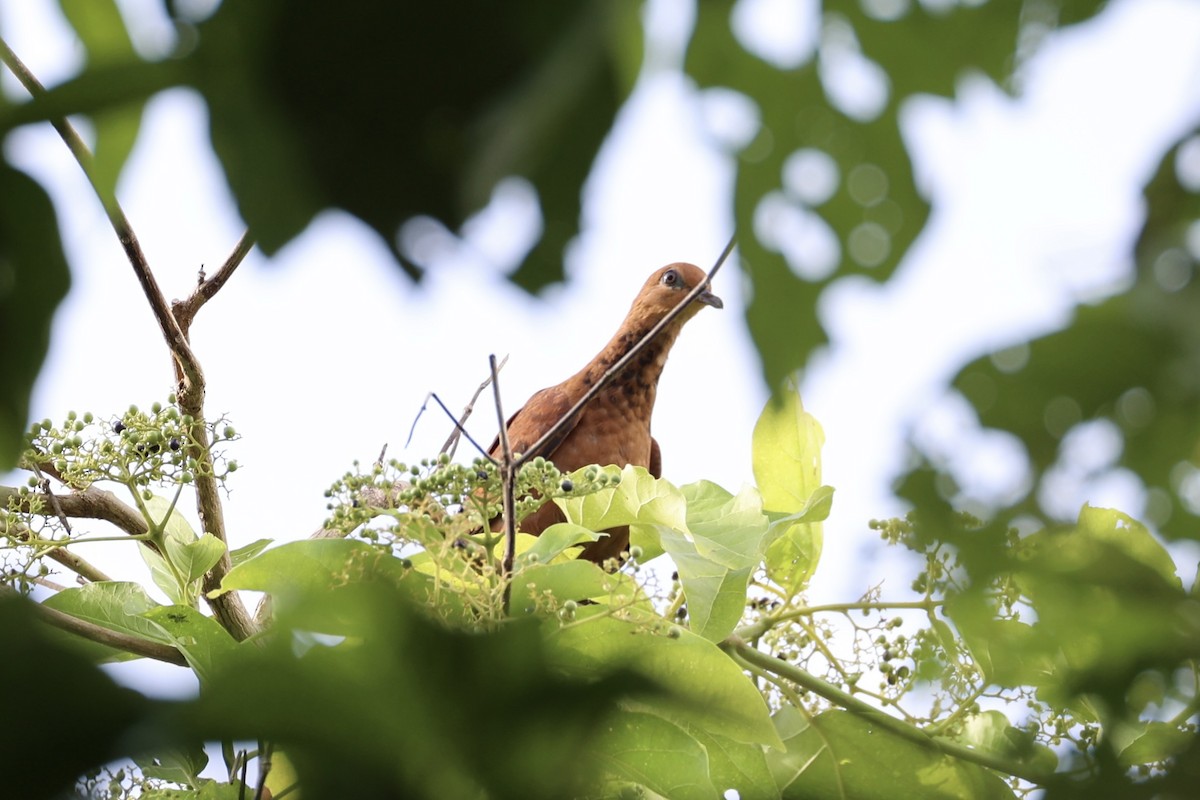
[4,0,1200,696]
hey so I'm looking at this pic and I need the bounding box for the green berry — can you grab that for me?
[223,425,236,439]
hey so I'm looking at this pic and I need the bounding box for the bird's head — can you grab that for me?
[631,262,724,325]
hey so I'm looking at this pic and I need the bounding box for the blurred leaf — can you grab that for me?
[191,0,640,283]
[591,709,718,800]
[182,582,645,800]
[1112,720,1192,768]
[57,0,145,198]
[0,166,71,470]
[216,538,457,625]
[768,707,1016,800]
[0,594,154,799]
[136,742,208,787]
[686,1,1108,389]
[545,607,785,750]
[951,129,1200,539]
[953,507,1200,711]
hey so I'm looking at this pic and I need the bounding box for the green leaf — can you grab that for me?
[752,383,827,593]
[510,560,644,615]
[769,707,1016,800]
[659,482,769,641]
[1113,720,1192,768]
[57,0,145,198]
[136,742,208,786]
[682,723,780,800]
[165,532,227,585]
[0,167,72,469]
[229,537,273,568]
[181,583,647,799]
[142,605,239,684]
[520,522,600,564]
[544,608,784,750]
[557,464,689,537]
[41,581,171,646]
[591,709,718,800]
[216,538,447,628]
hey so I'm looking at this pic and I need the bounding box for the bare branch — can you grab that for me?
[0,585,187,666]
[1,484,149,539]
[513,235,736,470]
[173,231,254,336]
[0,40,254,640]
[430,394,497,464]
[489,355,518,606]
[439,355,508,458]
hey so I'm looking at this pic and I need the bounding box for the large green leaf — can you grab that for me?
[769,707,1016,800]
[182,583,647,800]
[661,481,770,641]
[41,580,170,646]
[591,709,718,800]
[0,167,71,469]
[142,604,239,684]
[544,608,784,750]
[752,382,827,594]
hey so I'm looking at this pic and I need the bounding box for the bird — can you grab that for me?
[488,262,722,563]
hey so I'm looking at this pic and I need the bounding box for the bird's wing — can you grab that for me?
[488,386,584,462]
[649,437,662,478]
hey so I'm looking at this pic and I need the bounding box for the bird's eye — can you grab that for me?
[661,269,679,287]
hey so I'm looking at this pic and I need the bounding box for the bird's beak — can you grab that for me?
[697,286,723,309]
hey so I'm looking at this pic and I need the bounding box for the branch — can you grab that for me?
[490,356,518,603]
[439,354,508,458]
[0,40,254,640]
[724,637,1056,785]
[172,231,255,337]
[513,234,737,469]
[0,586,187,666]
[1,483,149,539]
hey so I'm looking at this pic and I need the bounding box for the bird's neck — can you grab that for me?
[584,317,684,397]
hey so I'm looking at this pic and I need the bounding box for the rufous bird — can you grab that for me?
[489,262,722,563]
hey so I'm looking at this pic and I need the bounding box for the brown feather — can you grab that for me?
[489,262,721,563]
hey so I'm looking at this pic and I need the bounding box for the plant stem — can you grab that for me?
[724,636,1057,785]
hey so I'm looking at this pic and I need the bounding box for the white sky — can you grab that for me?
[4,0,1200,697]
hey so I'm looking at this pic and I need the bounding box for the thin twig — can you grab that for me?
[513,234,736,470]
[440,354,508,458]
[725,637,1056,784]
[173,231,255,336]
[30,462,73,537]
[490,355,518,609]
[0,585,187,666]
[430,394,498,463]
